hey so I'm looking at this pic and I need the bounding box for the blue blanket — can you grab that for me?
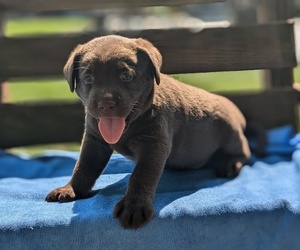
[1,125,300,250]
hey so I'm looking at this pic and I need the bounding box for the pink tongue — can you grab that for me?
[98,117,126,144]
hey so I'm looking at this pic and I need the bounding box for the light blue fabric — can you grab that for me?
[1,125,300,250]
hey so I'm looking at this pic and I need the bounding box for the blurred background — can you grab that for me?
[1,0,299,155]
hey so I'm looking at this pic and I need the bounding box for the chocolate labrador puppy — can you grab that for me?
[46,35,250,229]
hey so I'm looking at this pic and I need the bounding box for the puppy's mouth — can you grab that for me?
[91,102,138,144]
[97,117,126,144]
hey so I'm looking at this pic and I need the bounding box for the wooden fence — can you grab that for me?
[0,0,298,148]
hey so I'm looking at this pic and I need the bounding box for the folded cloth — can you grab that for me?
[0,151,76,178]
[1,125,300,250]
[248,125,296,164]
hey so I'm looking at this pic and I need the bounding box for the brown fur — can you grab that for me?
[46,35,250,229]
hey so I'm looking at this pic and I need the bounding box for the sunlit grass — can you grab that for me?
[173,70,262,93]
[8,78,76,103]
[5,16,95,36]
[9,143,81,157]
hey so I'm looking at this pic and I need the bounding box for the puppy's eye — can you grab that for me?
[120,72,134,82]
[83,75,94,84]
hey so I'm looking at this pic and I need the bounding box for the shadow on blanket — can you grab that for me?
[1,125,300,250]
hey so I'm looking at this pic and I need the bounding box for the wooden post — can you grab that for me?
[257,0,293,23]
[257,0,294,88]
[230,0,257,25]
[0,12,6,103]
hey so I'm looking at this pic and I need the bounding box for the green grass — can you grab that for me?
[5,16,94,37]
[294,66,300,82]
[10,143,81,157]
[173,70,262,92]
[9,78,76,102]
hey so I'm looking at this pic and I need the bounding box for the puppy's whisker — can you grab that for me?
[131,101,140,107]
[132,107,141,112]
[129,102,141,114]
[131,107,141,114]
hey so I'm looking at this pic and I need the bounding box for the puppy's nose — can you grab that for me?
[98,101,116,112]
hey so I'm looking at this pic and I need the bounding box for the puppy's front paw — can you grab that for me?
[45,185,77,202]
[113,195,154,229]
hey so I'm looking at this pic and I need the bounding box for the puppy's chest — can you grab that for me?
[111,130,139,160]
[111,123,155,162]
[112,144,135,161]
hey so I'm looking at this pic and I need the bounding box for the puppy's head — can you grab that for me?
[63,35,162,144]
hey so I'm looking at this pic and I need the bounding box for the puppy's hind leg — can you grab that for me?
[214,129,251,178]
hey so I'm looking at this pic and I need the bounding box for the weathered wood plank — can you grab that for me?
[0,22,296,79]
[224,88,298,129]
[0,0,225,12]
[0,102,84,148]
[0,88,297,148]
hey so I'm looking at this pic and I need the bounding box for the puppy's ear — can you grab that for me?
[135,38,162,85]
[63,45,83,92]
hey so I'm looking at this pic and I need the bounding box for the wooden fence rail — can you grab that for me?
[0,22,296,79]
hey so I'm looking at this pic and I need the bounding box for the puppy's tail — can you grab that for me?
[244,120,267,157]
